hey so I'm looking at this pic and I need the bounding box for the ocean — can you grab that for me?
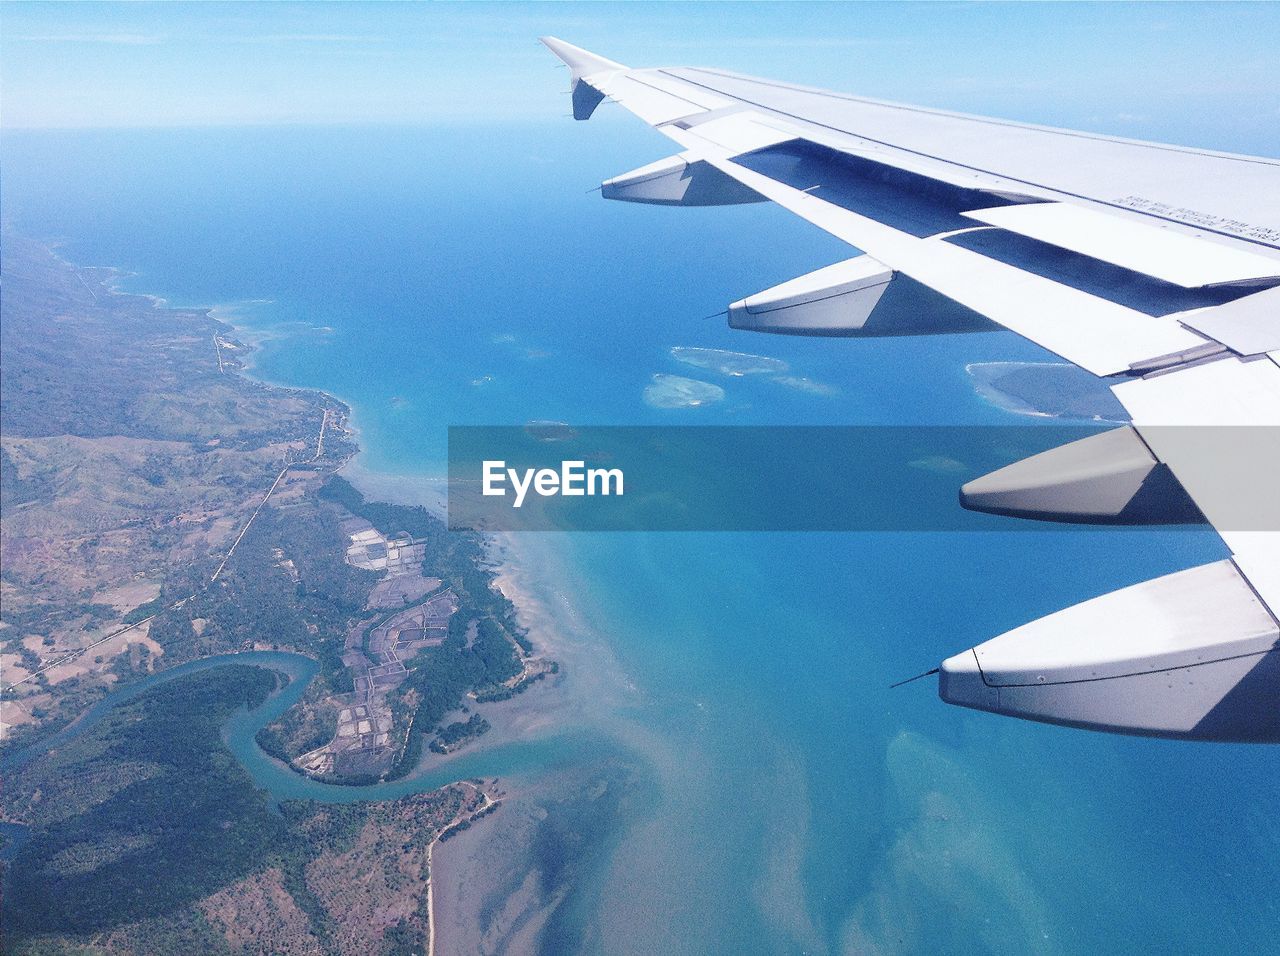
[4,121,1277,954]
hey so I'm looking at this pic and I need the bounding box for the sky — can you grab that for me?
[3,2,1279,154]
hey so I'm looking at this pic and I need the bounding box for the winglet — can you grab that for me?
[539,36,627,120]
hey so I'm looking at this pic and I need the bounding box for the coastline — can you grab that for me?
[104,249,615,776]
[0,235,357,736]
[310,409,646,953]
[151,259,644,950]
[145,274,631,769]
[3,233,618,953]
[198,299,592,773]
[203,301,459,519]
[61,258,360,439]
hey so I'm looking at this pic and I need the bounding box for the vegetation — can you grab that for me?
[437,800,500,843]
[0,232,355,751]
[0,235,339,451]
[123,597,167,625]
[147,501,374,666]
[311,476,539,778]
[255,684,339,764]
[430,713,491,754]
[0,231,540,952]
[320,477,532,653]
[2,667,285,939]
[1,666,486,955]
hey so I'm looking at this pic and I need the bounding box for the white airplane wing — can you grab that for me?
[541,37,1280,741]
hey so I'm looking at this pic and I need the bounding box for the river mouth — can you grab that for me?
[3,651,614,806]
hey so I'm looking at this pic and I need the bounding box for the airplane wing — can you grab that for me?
[540,37,1280,741]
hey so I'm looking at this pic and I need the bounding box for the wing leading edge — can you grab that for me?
[540,37,1280,741]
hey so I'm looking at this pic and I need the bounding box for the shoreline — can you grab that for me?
[124,240,632,949]
[7,233,627,954]
[92,265,384,488]
[176,267,605,796]
[0,239,360,710]
[6,232,608,749]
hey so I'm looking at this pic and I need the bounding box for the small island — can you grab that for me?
[669,345,789,377]
[967,361,1128,422]
[643,373,726,409]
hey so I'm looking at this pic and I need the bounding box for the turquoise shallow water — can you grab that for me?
[4,123,1278,954]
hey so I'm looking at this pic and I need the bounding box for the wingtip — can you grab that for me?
[536,36,628,76]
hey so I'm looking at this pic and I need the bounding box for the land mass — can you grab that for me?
[2,664,502,954]
[0,230,555,954]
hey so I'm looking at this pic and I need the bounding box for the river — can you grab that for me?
[1,651,612,806]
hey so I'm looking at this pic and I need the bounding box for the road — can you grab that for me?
[211,408,329,581]
[2,409,331,694]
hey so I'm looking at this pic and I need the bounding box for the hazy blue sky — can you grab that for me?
[4,2,1278,152]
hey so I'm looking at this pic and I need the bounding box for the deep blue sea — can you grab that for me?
[4,121,1277,955]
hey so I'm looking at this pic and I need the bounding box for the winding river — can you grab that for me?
[3,651,603,805]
